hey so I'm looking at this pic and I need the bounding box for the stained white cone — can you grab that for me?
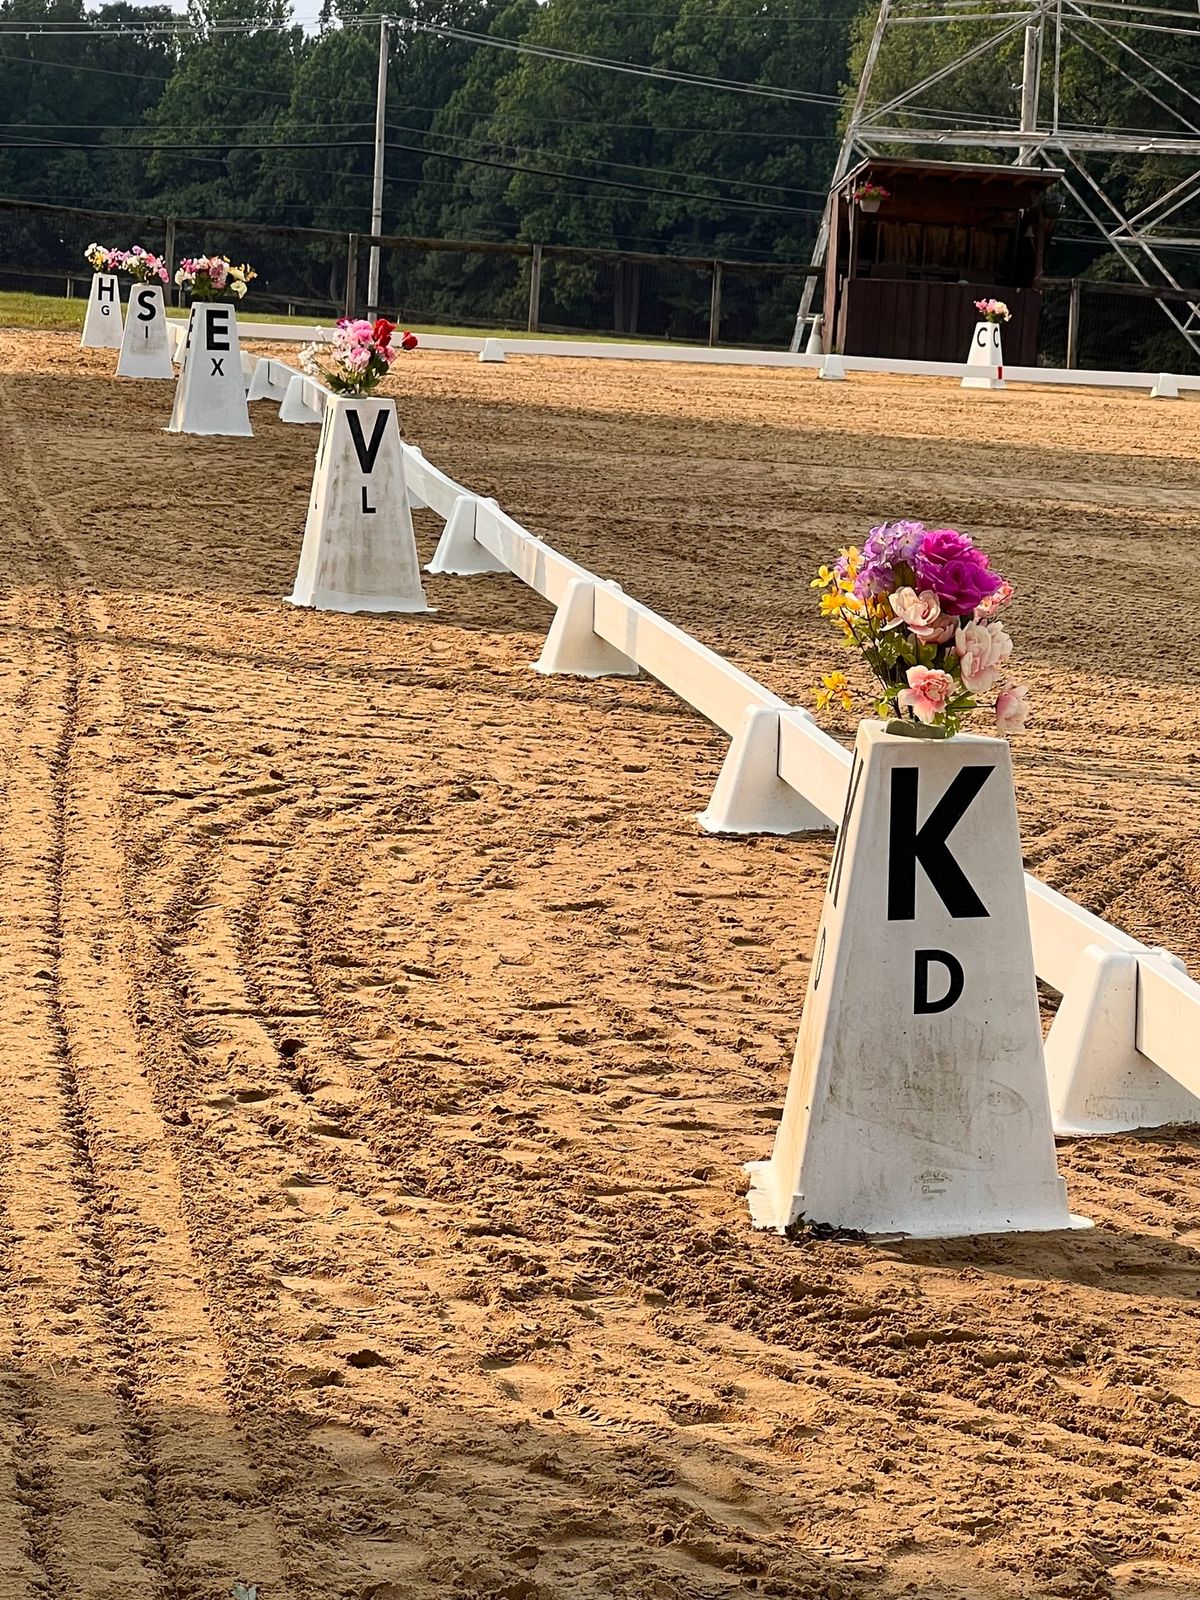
[116,283,173,379]
[80,273,123,349]
[289,395,428,614]
[962,320,1005,390]
[166,303,253,436]
[746,721,1083,1240]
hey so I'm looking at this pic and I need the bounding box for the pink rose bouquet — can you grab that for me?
[299,317,418,396]
[975,298,1010,323]
[812,519,1029,737]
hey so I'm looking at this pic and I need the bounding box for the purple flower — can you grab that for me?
[852,518,928,597]
[912,528,1002,616]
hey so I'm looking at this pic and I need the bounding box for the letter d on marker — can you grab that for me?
[914,949,965,1014]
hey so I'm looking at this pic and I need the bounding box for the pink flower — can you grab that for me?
[897,665,955,725]
[954,619,1012,694]
[974,580,1013,620]
[995,685,1029,733]
[889,586,957,644]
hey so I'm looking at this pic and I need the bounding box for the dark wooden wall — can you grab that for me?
[838,280,1039,365]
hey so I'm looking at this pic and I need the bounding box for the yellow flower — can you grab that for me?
[821,671,854,712]
[810,564,837,589]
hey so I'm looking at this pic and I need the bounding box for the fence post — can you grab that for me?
[1066,277,1081,369]
[345,233,360,320]
[527,242,543,333]
[708,260,723,347]
[164,216,176,307]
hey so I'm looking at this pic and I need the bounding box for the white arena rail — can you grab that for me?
[254,363,1200,1135]
[224,318,1200,397]
[395,438,1200,1126]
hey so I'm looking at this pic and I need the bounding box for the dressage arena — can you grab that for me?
[1,327,1199,1599]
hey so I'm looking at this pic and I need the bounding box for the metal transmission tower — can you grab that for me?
[792,0,1200,357]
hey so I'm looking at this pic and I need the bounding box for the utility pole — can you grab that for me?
[367,13,389,320]
[1016,15,1043,165]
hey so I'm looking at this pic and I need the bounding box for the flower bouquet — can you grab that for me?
[852,181,890,212]
[299,318,418,396]
[83,242,114,272]
[175,256,256,302]
[812,519,1028,738]
[975,297,1010,323]
[112,245,169,285]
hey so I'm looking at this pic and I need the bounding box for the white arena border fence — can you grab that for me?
[244,346,1200,1136]
[215,316,1200,396]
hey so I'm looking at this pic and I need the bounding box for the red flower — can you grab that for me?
[400,330,418,350]
[372,317,396,346]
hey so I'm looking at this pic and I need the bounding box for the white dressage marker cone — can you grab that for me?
[962,320,1005,390]
[115,283,173,379]
[479,338,507,363]
[818,353,846,381]
[746,721,1085,1240]
[805,317,824,356]
[1150,372,1180,399]
[289,395,428,614]
[698,706,829,834]
[80,273,123,350]
[426,495,507,576]
[1046,945,1200,1134]
[167,303,253,437]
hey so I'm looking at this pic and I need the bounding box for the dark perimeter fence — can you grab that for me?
[0,197,815,349]
[5,197,1200,369]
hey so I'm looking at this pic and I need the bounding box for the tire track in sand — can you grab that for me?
[0,378,288,1598]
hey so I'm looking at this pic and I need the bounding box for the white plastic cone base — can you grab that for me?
[80,273,123,349]
[115,283,173,379]
[1151,372,1180,399]
[698,707,829,834]
[479,338,507,363]
[1046,945,1200,1134]
[279,374,324,424]
[962,320,1005,390]
[289,395,428,615]
[747,721,1083,1240]
[534,578,639,677]
[167,304,253,436]
[247,358,292,403]
[426,495,507,575]
[805,321,824,356]
[818,354,845,381]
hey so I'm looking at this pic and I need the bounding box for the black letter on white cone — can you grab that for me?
[346,408,389,474]
[210,357,224,377]
[135,288,155,322]
[207,307,231,352]
[98,278,115,303]
[887,765,993,921]
[914,949,965,1014]
[348,409,389,515]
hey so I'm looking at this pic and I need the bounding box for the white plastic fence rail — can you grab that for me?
[222,318,1200,396]
[391,438,1200,1110]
